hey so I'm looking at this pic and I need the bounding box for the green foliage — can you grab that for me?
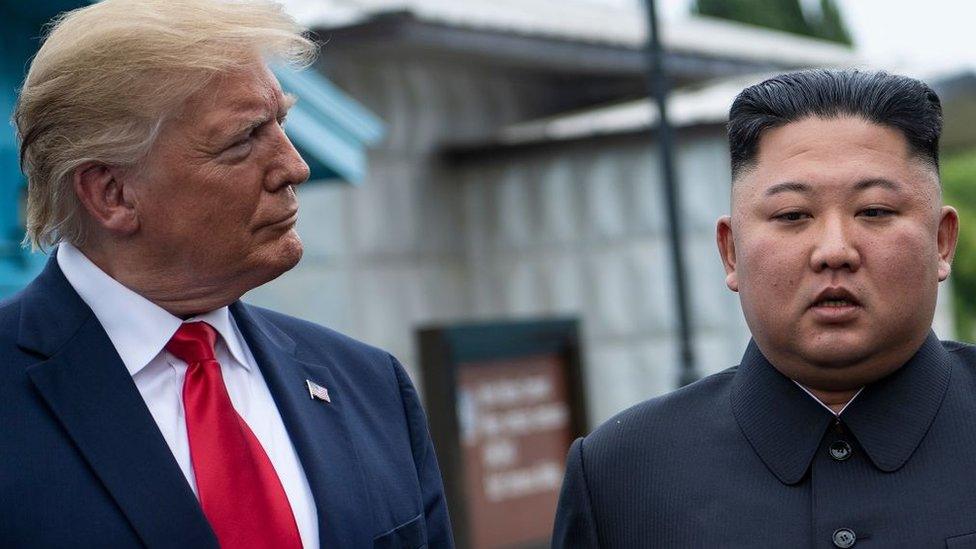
[814,0,852,45]
[691,0,853,46]
[942,148,976,340]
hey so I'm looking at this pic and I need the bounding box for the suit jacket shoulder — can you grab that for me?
[553,367,740,547]
[244,303,388,359]
[581,366,739,465]
[240,302,400,387]
[235,302,455,548]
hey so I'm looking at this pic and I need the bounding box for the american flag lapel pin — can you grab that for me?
[305,380,331,403]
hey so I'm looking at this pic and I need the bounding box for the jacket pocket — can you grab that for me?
[947,532,976,548]
[373,513,427,549]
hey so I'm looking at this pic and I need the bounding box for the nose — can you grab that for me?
[265,125,310,193]
[809,214,861,272]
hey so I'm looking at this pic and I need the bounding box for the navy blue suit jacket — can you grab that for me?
[0,258,453,548]
[553,334,976,548]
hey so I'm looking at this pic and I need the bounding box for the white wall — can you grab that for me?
[455,133,751,425]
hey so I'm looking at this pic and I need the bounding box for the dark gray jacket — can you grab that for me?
[553,333,976,548]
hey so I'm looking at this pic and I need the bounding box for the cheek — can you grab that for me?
[190,175,262,225]
[736,235,802,293]
[863,229,940,297]
[733,234,805,327]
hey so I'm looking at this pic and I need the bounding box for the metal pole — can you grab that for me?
[642,0,698,386]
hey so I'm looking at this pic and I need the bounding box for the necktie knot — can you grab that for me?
[166,322,218,364]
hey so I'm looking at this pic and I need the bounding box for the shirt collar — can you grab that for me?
[731,332,951,485]
[185,307,251,371]
[792,381,864,417]
[56,243,251,375]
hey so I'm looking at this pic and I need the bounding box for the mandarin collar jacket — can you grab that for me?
[554,333,976,548]
[731,333,950,485]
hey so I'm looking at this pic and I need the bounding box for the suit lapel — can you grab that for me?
[231,302,373,548]
[20,257,216,549]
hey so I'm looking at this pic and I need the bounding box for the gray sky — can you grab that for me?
[832,0,976,73]
[649,0,976,76]
[291,0,976,77]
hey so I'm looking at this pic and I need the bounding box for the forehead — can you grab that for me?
[178,63,284,132]
[758,116,909,165]
[733,116,936,202]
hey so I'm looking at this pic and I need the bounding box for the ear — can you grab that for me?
[72,162,139,236]
[937,205,959,282]
[716,215,739,292]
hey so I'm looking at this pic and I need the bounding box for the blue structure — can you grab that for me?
[0,1,385,297]
[275,66,385,184]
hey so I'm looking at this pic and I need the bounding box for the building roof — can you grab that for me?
[447,73,765,152]
[286,0,859,69]
[452,68,976,154]
[505,75,748,142]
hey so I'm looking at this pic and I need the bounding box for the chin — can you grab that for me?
[800,346,871,370]
[271,232,304,274]
[248,232,304,286]
[797,329,874,366]
[279,230,304,265]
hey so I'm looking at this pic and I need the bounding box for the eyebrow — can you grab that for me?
[217,93,298,142]
[764,181,810,196]
[853,177,902,192]
[763,177,903,197]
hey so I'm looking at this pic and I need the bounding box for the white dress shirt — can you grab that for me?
[793,380,864,417]
[57,243,319,549]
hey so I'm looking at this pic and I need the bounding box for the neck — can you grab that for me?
[76,242,244,318]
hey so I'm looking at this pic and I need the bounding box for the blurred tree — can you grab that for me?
[942,148,976,340]
[813,0,853,45]
[691,0,853,45]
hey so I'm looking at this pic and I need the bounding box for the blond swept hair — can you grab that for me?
[14,0,316,250]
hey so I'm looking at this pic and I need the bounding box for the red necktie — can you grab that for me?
[167,322,303,549]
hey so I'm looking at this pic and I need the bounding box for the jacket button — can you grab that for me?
[829,440,852,461]
[833,528,856,548]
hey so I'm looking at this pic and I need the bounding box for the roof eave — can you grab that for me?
[311,13,846,80]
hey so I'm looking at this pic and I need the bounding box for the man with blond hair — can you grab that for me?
[1,1,452,547]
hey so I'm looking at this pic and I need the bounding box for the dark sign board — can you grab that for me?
[418,319,587,549]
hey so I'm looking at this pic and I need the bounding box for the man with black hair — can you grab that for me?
[552,70,976,548]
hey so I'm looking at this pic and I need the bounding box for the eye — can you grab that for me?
[225,132,254,154]
[774,211,810,222]
[859,207,894,218]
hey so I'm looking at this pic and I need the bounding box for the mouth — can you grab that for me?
[256,210,299,232]
[808,287,862,322]
[815,299,857,308]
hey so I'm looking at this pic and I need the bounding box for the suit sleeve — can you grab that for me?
[390,355,455,549]
[552,437,600,548]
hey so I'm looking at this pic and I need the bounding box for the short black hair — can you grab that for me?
[728,69,943,180]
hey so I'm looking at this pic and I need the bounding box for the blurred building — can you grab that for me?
[2,0,958,426]
[245,0,951,426]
